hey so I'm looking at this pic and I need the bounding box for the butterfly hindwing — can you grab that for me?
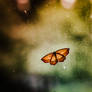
[50,55,57,65]
[56,53,65,62]
[41,53,53,63]
[56,48,69,57]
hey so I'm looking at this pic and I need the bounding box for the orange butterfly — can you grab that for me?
[41,48,70,65]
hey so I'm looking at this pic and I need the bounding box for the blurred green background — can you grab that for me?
[0,0,92,92]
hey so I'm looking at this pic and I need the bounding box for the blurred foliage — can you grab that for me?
[75,0,91,21]
[51,81,92,92]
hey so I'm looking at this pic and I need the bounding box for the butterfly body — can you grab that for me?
[53,52,56,55]
[41,48,69,65]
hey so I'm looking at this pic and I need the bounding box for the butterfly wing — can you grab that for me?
[50,55,58,65]
[56,48,69,56]
[41,53,53,63]
[56,53,65,62]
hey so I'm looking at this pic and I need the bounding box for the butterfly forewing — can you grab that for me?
[56,54,65,62]
[50,55,57,65]
[56,48,69,56]
[41,53,53,63]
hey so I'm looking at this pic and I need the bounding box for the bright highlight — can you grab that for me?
[61,0,76,9]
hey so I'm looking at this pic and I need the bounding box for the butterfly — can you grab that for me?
[41,48,70,65]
